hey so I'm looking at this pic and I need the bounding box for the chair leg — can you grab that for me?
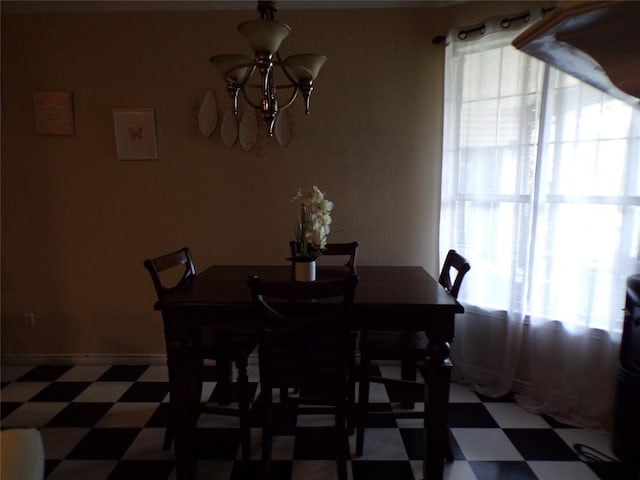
[216,359,233,405]
[400,359,417,409]
[445,432,454,463]
[237,358,252,459]
[347,333,358,434]
[355,352,371,457]
[162,425,173,450]
[336,386,349,480]
[261,383,273,480]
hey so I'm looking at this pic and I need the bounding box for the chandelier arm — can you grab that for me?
[278,86,299,111]
[240,87,264,111]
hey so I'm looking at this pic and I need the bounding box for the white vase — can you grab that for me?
[294,260,316,282]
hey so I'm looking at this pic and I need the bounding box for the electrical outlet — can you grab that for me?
[24,312,35,328]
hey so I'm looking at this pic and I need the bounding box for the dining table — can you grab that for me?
[153,264,464,480]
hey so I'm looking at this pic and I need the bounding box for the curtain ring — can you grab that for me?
[458,30,468,40]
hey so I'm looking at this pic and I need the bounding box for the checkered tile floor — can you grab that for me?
[0,363,629,480]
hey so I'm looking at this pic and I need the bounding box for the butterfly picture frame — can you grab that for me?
[113,108,158,160]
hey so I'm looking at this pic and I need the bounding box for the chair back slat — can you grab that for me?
[143,247,196,298]
[248,275,359,387]
[438,249,471,299]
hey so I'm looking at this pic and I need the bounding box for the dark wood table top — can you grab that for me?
[155,265,463,335]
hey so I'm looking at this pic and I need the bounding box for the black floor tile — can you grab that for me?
[98,365,149,382]
[358,403,398,428]
[293,427,346,460]
[145,402,170,428]
[17,365,72,381]
[119,382,169,402]
[384,381,424,403]
[194,428,243,460]
[541,413,580,428]
[30,381,91,402]
[67,428,140,459]
[46,402,113,427]
[505,428,580,461]
[475,391,516,403]
[447,403,499,428]
[230,460,291,480]
[586,460,640,480]
[107,459,175,480]
[351,460,415,480]
[398,428,464,462]
[1,401,22,419]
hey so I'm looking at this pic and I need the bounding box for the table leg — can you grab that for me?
[424,340,452,480]
[165,319,200,480]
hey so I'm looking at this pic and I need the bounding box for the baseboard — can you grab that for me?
[1,353,261,366]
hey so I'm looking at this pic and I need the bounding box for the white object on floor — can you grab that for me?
[0,428,45,480]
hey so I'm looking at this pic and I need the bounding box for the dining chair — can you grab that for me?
[248,274,359,480]
[355,249,470,459]
[143,247,256,458]
[288,240,360,427]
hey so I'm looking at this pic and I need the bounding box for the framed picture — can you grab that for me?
[113,108,158,160]
[34,91,75,135]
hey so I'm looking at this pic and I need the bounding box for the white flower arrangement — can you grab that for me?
[292,186,334,261]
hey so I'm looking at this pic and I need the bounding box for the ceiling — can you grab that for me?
[1,0,462,14]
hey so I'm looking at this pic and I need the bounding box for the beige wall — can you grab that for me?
[1,2,531,356]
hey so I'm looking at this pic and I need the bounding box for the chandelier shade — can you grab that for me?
[209,1,327,137]
[210,54,253,83]
[283,54,328,82]
[238,19,291,55]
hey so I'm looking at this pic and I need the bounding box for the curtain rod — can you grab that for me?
[432,5,556,45]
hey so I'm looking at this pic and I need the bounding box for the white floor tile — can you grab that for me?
[451,428,524,461]
[95,402,158,428]
[410,460,479,480]
[123,428,175,460]
[292,460,343,480]
[348,427,408,461]
[396,417,424,428]
[247,365,260,382]
[528,460,602,480]
[484,402,551,429]
[57,365,110,382]
[193,460,233,480]
[0,381,49,401]
[357,381,390,403]
[297,413,335,427]
[73,381,132,402]
[554,428,620,461]
[200,382,216,402]
[1,365,38,382]
[196,412,242,429]
[40,427,90,459]
[137,365,169,382]
[45,460,116,480]
[1,402,67,428]
[271,435,296,460]
[449,382,482,403]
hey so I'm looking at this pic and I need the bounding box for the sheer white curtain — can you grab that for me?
[440,8,640,429]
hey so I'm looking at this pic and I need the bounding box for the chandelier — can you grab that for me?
[210,1,327,137]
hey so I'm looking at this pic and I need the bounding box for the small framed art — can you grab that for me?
[34,91,75,135]
[113,108,158,160]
